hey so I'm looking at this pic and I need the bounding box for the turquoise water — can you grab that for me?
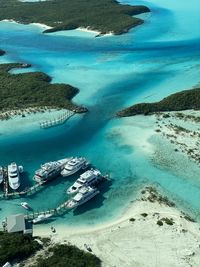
[0,0,200,226]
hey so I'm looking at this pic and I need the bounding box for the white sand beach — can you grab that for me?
[33,187,200,267]
[77,27,113,37]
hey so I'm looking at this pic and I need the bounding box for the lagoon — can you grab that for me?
[0,0,200,226]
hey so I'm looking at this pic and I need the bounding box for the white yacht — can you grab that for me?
[67,169,104,194]
[34,158,71,183]
[8,162,23,190]
[32,213,53,224]
[0,166,3,184]
[67,186,99,209]
[61,157,89,177]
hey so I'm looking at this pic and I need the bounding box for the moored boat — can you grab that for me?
[0,166,3,184]
[32,213,53,224]
[67,186,99,209]
[67,168,105,194]
[34,158,72,183]
[61,157,89,177]
[8,162,22,190]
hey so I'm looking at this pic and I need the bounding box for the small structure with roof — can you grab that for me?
[5,214,32,235]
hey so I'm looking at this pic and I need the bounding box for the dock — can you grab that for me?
[0,181,46,200]
[0,168,47,200]
[39,110,74,129]
[24,199,71,220]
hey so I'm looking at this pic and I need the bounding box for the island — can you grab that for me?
[0,0,150,35]
[0,60,87,120]
[117,87,200,117]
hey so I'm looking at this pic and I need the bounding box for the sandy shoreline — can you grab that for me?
[33,187,200,267]
[0,19,113,37]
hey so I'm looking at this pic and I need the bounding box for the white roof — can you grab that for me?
[6,214,25,233]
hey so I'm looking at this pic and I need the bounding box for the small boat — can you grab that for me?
[32,214,53,224]
[0,166,3,184]
[21,202,30,210]
[67,169,105,194]
[61,157,89,177]
[67,186,99,209]
[8,162,23,190]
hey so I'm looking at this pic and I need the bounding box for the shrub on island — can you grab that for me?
[33,244,101,267]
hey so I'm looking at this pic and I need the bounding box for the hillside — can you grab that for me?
[117,88,200,117]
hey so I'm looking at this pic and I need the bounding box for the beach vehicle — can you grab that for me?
[67,186,99,209]
[32,213,53,224]
[0,166,3,184]
[8,162,23,190]
[61,157,89,177]
[34,158,72,183]
[67,169,105,194]
[21,202,31,210]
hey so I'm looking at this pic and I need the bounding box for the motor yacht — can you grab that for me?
[67,186,99,209]
[34,158,71,182]
[67,169,104,194]
[61,157,89,177]
[8,162,23,190]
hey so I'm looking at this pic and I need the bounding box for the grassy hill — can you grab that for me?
[117,88,200,117]
[0,0,150,35]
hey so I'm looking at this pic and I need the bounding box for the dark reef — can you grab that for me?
[117,88,200,117]
[0,49,5,56]
[0,0,150,35]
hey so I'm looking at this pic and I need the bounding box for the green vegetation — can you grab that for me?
[0,0,150,35]
[0,62,87,113]
[117,88,200,117]
[0,232,41,266]
[141,213,148,217]
[0,232,101,267]
[162,217,174,225]
[33,244,101,267]
[157,220,163,226]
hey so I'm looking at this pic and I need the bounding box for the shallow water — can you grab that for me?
[0,0,200,226]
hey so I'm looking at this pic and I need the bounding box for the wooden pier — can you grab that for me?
[39,110,74,129]
[24,199,71,220]
[0,170,47,200]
